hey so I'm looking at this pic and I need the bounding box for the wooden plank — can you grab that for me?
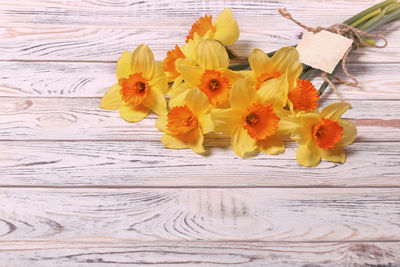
[0,1,398,62]
[0,61,399,98]
[0,97,399,141]
[0,25,398,63]
[0,0,393,28]
[0,241,399,266]
[0,141,399,187]
[0,188,400,242]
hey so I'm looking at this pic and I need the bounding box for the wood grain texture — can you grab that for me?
[1,141,399,187]
[1,0,400,264]
[1,241,399,266]
[0,188,400,242]
[0,61,399,98]
[0,0,398,62]
[0,25,398,63]
[0,97,399,142]
[2,0,393,29]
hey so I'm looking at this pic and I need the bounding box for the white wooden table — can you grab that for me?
[1,0,400,265]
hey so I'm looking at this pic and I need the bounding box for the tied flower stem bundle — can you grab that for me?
[229,0,400,96]
[99,3,400,167]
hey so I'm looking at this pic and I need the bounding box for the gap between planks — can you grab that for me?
[2,185,400,189]
[1,59,400,65]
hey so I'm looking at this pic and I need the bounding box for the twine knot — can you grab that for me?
[278,8,387,101]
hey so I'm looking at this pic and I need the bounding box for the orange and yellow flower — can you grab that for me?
[162,8,239,84]
[163,44,186,82]
[246,47,303,108]
[291,102,357,167]
[176,39,243,106]
[185,9,239,46]
[288,79,320,112]
[100,44,167,122]
[211,79,296,158]
[156,88,214,154]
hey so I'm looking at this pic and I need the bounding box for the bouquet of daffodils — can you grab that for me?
[100,1,400,167]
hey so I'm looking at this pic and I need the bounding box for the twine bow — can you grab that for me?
[279,8,387,101]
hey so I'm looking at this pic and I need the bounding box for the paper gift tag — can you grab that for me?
[296,30,353,74]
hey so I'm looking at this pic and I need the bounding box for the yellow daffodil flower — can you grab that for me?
[291,102,357,167]
[176,39,243,106]
[163,44,186,83]
[156,88,214,154]
[288,79,320,112]
[246,47,303,108]
[163,33,202,93]
[100,44,167,122]
[211,79,296,158]
[185,9,239,46]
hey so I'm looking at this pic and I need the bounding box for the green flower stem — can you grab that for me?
[361,6,400,31]
[343,0,396,25]
[318,61,341,96]
[358,2,400,30]
[360,12,385,30]
[229,0,400,96]
[229,1,397,71]
[387,2,400,13]
[299,67,315,80]
[350,8,382,27]
[318,6,400,95]
[229,62,250,71]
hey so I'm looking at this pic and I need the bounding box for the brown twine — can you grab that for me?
[278,8,388,101]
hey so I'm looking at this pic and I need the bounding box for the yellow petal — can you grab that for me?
[242,71,257,88]
[185,88,209,116]
[131,44,155,80]
[175,64,203,88]
[99,83,124,110]
[219,68,244,85]
[199,113,214,134]
[257,135,285,155]
[161,128,205,154]
[212,9,239,46]
[155,115,167,132]
[188,128,206,154]
[321,102,351,120]
[149,62,168,94]
[276,113,298,136]
[161,134,188,149]
[196,39,229,69]
[257,76,288,108]
[143,87,167,116]
[320,146,346,163]
[116,51,132,80]
[238,70,255,79]
[119,104,149,123]
[167,75,184,97]
[296,141,321,167]
[181,32,202,60]
[271,47,300,75]
[338,119,357,146]
[231,126,257,158]
[271,47,303,100]
[229,78,257,112]
[290,113,320,144]
[169,87,189,109]
[211,108,242,135]
[249,48,272,77]
[285,56,303,91]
